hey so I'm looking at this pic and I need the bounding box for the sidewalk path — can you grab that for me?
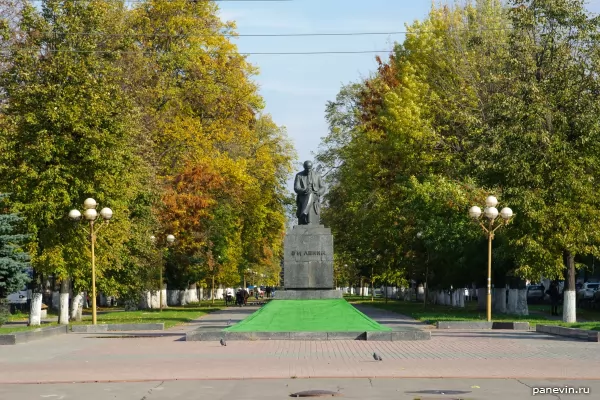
[351,304,432,330]
[167,306,259,334]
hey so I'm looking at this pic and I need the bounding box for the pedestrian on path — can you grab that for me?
[547,281,561,316]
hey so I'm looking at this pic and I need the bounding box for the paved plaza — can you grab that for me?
[1,305,599,382]
[0,305,598,398]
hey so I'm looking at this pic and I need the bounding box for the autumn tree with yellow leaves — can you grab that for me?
[0,0,294,313]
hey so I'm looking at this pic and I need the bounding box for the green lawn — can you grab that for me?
[0,323,59,334]
[1,304,223,333]
[69,305,222,329]
[345,295,600,330]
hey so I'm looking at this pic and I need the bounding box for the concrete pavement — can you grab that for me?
[0,378,597,399]
[1,304,599,383]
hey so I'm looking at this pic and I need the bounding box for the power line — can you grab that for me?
[5,27,517,39]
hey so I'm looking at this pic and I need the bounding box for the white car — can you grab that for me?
[7,289,28,304]
[577,282,600,301]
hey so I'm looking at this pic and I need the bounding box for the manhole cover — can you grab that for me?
[411,398,464,400]
[290,390,342,397]
[407,390,471,395]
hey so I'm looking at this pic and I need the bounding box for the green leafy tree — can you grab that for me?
[0,1,156,314]
[472,0,600,321]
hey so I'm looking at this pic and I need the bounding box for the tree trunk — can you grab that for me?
[58,279,70,325]
[28,272,43,326]
[494,288,507,313]
[71,292,84,321]
[29,293,42,326]
[168,289,180,306]
[515,288,529,316]
[506,289,518,314]
[160,283,167,308]
[51,291,60,310]
[563,250,577,323]
[477,288,486,310]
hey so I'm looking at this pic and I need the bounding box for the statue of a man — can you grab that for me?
[294,160,325,225]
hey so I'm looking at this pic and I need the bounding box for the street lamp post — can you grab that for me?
[469,196,514,322]
[69,198,113,325]
[417,231,428,306]
[150,234,175,311]
[212,255,221,305]
[343,264,348,294]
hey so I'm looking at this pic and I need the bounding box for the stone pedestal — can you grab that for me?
[282,224,334,299]
[275,290,342,300]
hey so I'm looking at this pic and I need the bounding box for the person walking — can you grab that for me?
[548,281,561,316]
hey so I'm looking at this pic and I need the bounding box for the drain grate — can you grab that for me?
[290,390,342,397]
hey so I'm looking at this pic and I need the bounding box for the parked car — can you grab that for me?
[527,284,546,303]
[577,282,600,302]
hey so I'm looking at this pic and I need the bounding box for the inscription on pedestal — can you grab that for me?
[284,225,334,290]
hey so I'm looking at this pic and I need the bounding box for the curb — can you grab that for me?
[186,329,431,341]
[70,323,164,333]
[536,324,599,342]
[436,321,530,330]
[0,325,68,345]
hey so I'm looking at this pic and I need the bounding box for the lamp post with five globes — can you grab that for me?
[468,196,513,322]
[68,198,113,325]
[150,234,175,311]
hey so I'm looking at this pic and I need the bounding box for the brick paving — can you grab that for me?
[1,304,599,383]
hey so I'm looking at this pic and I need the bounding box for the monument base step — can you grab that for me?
[274,290,342,300]
[186,329,431,341]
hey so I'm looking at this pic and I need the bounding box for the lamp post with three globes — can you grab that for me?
[468,196,514,322]
[68,198,113,325]
[150,234,175,311]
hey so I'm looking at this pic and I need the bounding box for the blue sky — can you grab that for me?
[217,0,600,190]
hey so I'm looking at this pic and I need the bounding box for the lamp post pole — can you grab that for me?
[469,196,513,322]
[150,234,175,311]
[212,255,220,305]
[90,221,97,324]
[487,223,493,320]
[371,265,374,302]
[417,231,429,306]
[69,198,113,325]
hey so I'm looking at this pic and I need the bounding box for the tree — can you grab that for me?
[0,193,31,300]
[473,0,600,322]
[0,1,156,322]
[0,0,295,312]
[128,1,294,293]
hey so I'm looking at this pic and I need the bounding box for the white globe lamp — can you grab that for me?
[484,206,499,220]
[468,206,482,219]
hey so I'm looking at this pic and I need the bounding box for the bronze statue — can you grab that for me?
[294,160,325,225]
